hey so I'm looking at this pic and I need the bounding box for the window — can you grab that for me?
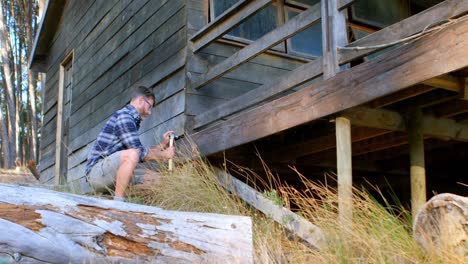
[210,0,322,57]
[55,52,73,185]
[350,0,410,29]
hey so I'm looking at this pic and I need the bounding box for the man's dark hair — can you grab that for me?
[131,86,155,107]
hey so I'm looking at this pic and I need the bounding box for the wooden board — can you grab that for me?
[69,27,186,137]
[71,0,185,114]
[193,58,323,129]
[0,184,253,263]
[71,0,169,95]
[216,169,323,251]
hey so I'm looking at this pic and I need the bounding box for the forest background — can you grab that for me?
[0,0,45,168]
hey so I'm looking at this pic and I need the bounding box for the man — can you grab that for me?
[85,86,175,201]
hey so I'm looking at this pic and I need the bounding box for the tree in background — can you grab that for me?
[0,0,42,168]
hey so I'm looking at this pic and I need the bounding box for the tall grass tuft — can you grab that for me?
[126,144,464,263]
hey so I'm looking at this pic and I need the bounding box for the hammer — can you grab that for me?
[168,134,184,171]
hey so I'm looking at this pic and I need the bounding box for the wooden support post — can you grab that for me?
[322,0,351,227]
[407,110,427,222]
[335,117,353,227]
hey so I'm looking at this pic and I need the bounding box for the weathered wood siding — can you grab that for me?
[186,0,315,128]
[39,0,187,189]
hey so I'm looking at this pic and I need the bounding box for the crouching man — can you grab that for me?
[85,86,175,202]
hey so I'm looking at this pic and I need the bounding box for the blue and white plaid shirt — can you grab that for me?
[85,105,148,175]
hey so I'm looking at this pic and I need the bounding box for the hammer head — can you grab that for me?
[173,134,185,140]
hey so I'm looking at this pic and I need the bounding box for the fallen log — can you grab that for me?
[0,183,253,263]
[413,193,467,257]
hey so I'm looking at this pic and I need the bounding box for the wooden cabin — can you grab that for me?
[30,0,467,217]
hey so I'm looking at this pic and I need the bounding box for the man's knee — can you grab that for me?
[120,149,139,165]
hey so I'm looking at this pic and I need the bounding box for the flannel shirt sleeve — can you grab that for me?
[115,113,148,162]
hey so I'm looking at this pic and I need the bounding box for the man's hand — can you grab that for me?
[162,130,175,148]
[160,146,175,160]
[146,145,175,161]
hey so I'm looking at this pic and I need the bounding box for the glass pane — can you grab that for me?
[213,1,277,41]
[288,10,322,56]
[213,0,239,17]
[229,5,277,40]
[351,0,410,28]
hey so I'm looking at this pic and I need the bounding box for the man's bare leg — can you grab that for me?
[114,149,139,199]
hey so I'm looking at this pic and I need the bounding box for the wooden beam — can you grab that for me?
[191,18,468,156]
[0,184,253,263]
[191,3,322,90]
[215,169,324,250]
[296,131,410,163]
[341,107,406,131]
[352,132,408,157]
[368,85,435,108]
[271,127,389,162]
[335,117,352,227]
[421,75,463,93]
[338,0,468,64]
[193,58,323,129]
[342,107,468,142]
[431,99,468,118]
[407,110,427,222]
[190,0,272,52]
[420,115,468,142]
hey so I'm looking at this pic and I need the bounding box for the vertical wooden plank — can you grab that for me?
[322,0,351,225]
[335,117,352,227]
[408,109,427,222]
[54,63,65,186]
[54,52,73,185]
[321,0,348,78]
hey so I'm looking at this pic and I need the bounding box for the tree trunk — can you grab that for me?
[24,0,38,163]
[0,2,17,168]
[0,184,253,263]
[0,103,10,168]
[28,71,38,162]
[413,193,467,257]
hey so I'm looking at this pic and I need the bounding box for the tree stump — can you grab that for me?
[0,183,253,263]
[413,193,467,257]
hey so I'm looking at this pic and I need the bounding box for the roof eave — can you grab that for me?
[29,0,66,72]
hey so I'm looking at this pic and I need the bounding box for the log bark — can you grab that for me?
[0,184,253,263]
[413,193,467,257]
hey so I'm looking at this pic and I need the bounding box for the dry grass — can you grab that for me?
[124,145,464,263]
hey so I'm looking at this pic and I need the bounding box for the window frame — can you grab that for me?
[208,0,320,59]
[55,51,74,185]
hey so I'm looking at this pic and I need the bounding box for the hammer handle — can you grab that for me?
[168,134,174,171]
